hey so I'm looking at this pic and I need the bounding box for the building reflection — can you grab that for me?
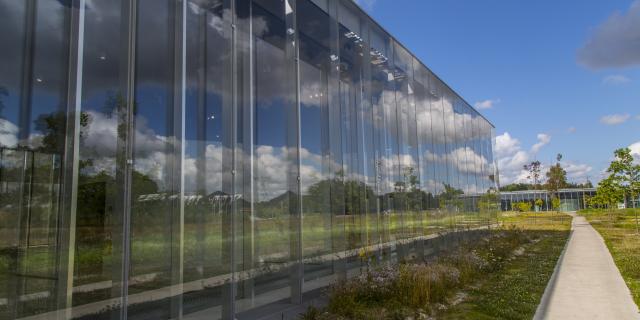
[0,0,499,319]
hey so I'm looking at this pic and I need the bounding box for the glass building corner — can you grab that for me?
[0,0,498,319]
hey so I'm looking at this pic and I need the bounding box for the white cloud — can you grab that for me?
[600,113,631,125]
[563,162,593,181]
[636,115,640,120]
[496,132,591,185]
[474,98,500,110]
[495,132,520,159]
[495,132,529,184]
[531,133,551,154]
[0,118,18,147]
[452,147,488,175]
[577,0,640,69]
[602,74,631,85]
[495,132,592,185]
[567,127,576,133]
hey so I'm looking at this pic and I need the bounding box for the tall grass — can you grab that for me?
[303,212,571,320]
[306,227,534,319]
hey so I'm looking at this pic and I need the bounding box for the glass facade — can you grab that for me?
[0,0,498,319]
[500,189,597,212]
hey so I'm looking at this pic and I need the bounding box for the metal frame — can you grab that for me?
[169,0,187,317]
[55,0,85,318]
[284,0,304,304]
[112,0,137,318]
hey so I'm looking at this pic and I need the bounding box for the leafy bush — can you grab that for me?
[513,201,532,212]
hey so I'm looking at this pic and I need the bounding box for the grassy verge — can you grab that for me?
[302,212,570,320]
[440,218,568,319]
[580,208,640,307]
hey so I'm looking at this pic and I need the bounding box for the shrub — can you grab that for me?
[309,228,533,319]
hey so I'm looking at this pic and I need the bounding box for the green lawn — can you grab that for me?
[440,213,569,319]
[580,208,640,307]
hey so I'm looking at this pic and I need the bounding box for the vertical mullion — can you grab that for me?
[13,151,32,318]
[360,20,375,254]
[389,42,406,260]
[221,0,236,318]
[284,0,303,304]
[410,60,425,260]
[170,0,187,318]
[327,0,346,281]
[238,0,254,302]
[18,0,37,144]
[112,0,137,318]
[54,0,85,318]
[11,1,37,315]
[352,18,366,252]
[194,0,208,281]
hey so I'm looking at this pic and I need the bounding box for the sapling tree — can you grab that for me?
[551,196,560,212]
[606,148,640,233]
[595,175,625,221]
[535,198,544,211]
[523,160,542,190]
[546,154,567,200]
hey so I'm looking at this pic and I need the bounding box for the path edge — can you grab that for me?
[532,212,575,320]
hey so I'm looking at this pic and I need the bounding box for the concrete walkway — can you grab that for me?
[534,212,640,320]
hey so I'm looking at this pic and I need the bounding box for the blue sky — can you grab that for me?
[356,0,640,185]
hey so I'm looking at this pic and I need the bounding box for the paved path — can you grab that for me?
[534,212,640,320]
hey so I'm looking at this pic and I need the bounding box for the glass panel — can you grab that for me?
[371,26,405,261]
[482,121,492,194]
[127,1,181,318]
[393,42,420,256]
[464,106,477,207]
[296,0,335,291]
[430,77,450,231]
[442,88,458,228]
[413,63,437,229]
[453,100,467,217]
[369,26,394,261]
[73,0,125,317]
[181,0,230,318]
[490,126,498,191]
[235,0,295,313]
[337,4,366,270]
[0,0,69,318]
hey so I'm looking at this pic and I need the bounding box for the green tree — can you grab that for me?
[535,198,544,211]
[34,111,91,154]
[583,194,592,209]
[606,148,640,232]
[607,148,640,208]
[523,160,542,190]
[499,183,535,192]
[546,154,567,199]
[551,196,561,212]
[594,176,624,221]
[587,194,601,209]
[517,201,532,212]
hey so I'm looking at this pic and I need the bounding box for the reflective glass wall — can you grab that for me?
[0,0,498,319]
[500,189,596,212]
